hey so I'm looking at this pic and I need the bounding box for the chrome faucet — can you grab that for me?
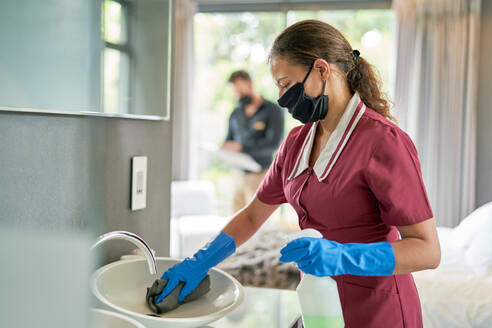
[91,230,158,275]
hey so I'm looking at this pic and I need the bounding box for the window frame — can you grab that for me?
[196,0,391,13]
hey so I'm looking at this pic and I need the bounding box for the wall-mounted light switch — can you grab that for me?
[131,156,147,211]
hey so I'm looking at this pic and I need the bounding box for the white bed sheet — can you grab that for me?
[413,227,492,328]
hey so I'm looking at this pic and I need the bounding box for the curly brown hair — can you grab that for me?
[269,19,397,124]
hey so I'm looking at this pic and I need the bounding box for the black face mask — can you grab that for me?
[277,62,329,124]
[239,95,252,107]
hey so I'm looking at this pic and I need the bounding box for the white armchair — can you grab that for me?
[170,180,231,258]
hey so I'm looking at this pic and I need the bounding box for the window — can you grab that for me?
[194,9,395,218]
[101,0,131,114]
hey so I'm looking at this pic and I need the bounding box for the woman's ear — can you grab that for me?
[314,58,331,82]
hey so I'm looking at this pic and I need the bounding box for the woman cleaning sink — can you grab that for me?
[154,19,441,328]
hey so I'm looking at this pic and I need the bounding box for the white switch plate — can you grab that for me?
[131,156,147,211]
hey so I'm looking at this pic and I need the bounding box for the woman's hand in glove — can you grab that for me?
[279,237,395,277]
[155,231,236,304]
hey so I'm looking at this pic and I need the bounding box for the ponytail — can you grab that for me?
[347,51,397,123]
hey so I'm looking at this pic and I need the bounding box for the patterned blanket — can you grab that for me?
[217,228,301,290]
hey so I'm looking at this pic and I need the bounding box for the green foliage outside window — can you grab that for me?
[194,10,394,216]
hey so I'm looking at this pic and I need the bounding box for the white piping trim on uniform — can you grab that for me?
[320,103,366,181]
[287,92,365,182]
[288,123,315,180]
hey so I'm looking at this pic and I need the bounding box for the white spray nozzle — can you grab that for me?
[284,228,323,244]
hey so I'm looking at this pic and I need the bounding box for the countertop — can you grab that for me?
[200,286,301,328]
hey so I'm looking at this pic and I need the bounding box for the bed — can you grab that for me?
[413,256,492,328]
[413,204,492,328]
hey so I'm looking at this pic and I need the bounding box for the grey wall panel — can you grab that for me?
[0,113,105,232]
[0,111,172,263]
[102,117,172,262]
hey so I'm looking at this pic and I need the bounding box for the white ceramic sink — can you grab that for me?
[91,308,147,328]
[91,257,244,328]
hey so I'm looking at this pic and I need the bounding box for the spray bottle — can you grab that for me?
[285,228,345,328]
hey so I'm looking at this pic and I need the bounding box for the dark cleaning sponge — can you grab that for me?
[146,275,211,314]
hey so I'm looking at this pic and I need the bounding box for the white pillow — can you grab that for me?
[452,201,492,274]
[452,201,492,249]
[466,234,492,274]
[465,227,492,274]
[436,227,455,249]
[436,227,468,269]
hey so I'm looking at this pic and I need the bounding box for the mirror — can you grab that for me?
[0,0,172,120]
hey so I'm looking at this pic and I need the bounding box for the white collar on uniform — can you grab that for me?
[288,92,366,182]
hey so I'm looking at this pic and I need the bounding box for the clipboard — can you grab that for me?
[200,142,263,173]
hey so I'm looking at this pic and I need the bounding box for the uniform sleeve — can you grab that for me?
[255,135,288,205]
[364,128,434,226]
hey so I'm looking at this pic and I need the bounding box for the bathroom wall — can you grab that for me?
[0,112,172,261]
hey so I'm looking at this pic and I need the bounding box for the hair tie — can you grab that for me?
[351,49,360,61]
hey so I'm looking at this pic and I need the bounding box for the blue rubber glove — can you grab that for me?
[155,231,236,304]
[279,237,395,277]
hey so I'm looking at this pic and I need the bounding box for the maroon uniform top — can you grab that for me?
[257,92,433,327]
